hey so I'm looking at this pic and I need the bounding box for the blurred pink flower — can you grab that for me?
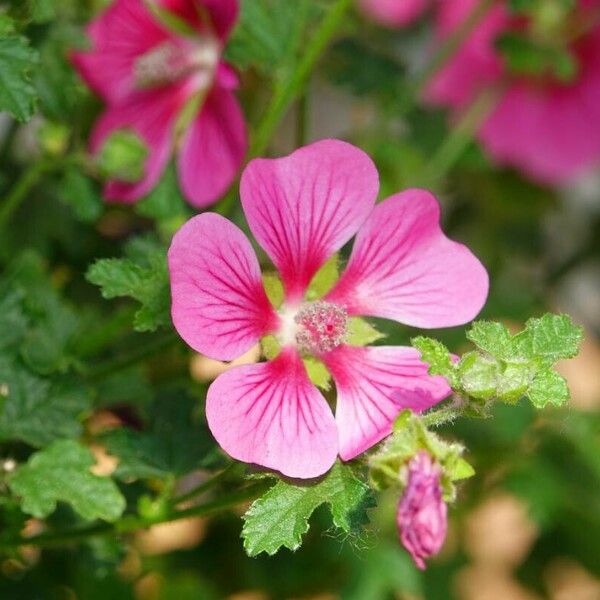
[73,0,246,208]
[168,139,488,479]
[358,0,429,27]
[427,0,600,185]
[397,451,448,569]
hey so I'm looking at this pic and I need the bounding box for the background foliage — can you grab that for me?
[0,0,599,598]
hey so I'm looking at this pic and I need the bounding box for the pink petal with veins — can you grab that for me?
[206,348,338,478]
[168,213,279,361]
[240,139,379,303]
[326,189,488,328]
[321,345,451,461]
[177,86,247,209]
[72,0,173,103]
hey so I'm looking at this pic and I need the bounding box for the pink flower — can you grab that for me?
[168,139,488,479]
[72,0,246,208]
[397,451,447,570]
[358,0,430,27]
[427,0,600,185]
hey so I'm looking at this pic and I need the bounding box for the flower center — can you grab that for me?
[294,301,348,354]
[134,36,219,90]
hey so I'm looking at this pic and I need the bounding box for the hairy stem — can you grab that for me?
[5,481,269,550]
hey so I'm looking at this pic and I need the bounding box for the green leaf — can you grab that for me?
[527,369,569,408]
[524,313,583,362]
[467,321,513,359]
[136,165,189,222]
[347,317,385,346]
[242,462,374,556]
[411,336,457,386]
[28,0,56,22]
[86,242,170,333]
[0,26,38,121]
[225,0,308,74]
[0,290,28,352]
[102,390,215,481]
[58,168,103,223]
[0,358,92,447]
[497,362,533,403]
[9,440,125,521]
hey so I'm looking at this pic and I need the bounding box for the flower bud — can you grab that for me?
[397,451,447,570]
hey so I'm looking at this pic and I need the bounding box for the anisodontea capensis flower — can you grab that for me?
[72,0,246,208]
[427,0,600,185]
[168,139,489,479]
[397,451,448,570]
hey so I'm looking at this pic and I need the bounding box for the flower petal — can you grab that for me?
[176,86,247,209]
[326,189,489,328]
[168,213,279,361]
[240,139,379,302]
[322,345,451,461]
[90,85,191,203]
[72,0,172,103]
[161,0,239,40]
[206,348,338,478]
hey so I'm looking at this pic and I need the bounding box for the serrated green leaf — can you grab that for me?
[9,440,125,521]
[306,254,339,300]
[59,168,103,223]
[0,29,39,121]
[0,358,92,447]
[525,313,583,362]
[86,244,170,333]
[527,369,569,408]
[102,390,215,481]
[467,321,513,359]
[242,462,374,556]
[304,356,331,391]
[347,317,385,346]
[225,0,308,74]
[411,336,456,386]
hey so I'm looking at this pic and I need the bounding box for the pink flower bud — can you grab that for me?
[397,451,447,570]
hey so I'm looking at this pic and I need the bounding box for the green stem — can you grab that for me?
[295,89,310,148]
[86,331,180,381]
[4,481,269,550]
[418,85,502,186]
[172,463,243,506]
[411,0,496,101]
[249,0,352,157]
[0,160,50,231]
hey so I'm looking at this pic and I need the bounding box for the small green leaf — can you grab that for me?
[467,321,513,359]
[447,457,475,481]
[86,241,170,333]
[527,369,569,408]
[59,168,103,223]
[0,26,39,121]
[9,440,125,521]
[242,462,374,556]
[0,358,92,447]
[497,362,533,403]
[524,313,583,362]
[347,317,385,346]
[304,356,331,391]
[411,337,456,386]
